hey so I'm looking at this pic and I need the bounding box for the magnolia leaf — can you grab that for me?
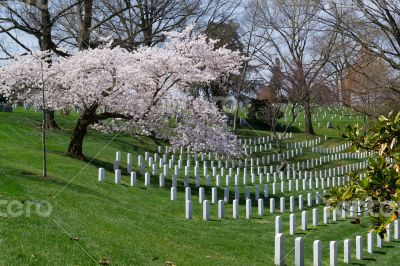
[389,212,399,223]
[379,143,387,156]
[378,115,389,122]
[390,138,397,149]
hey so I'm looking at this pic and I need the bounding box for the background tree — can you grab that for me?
[254,58,300,167]
[321,0,400,109]
[52,0,241,50]
[341,49,399,116]
[323,31,359,106]
[230,1,263,133]
[196,21,244,111]
[249,0,337,135]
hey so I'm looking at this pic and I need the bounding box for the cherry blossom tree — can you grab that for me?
[0,26,244,159]
[96,96,241,156]
[0,52,50,108]
[169,98,240,156]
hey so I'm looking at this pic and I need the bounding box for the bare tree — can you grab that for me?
[341,50,399,115]
[320,1,400,114]
[321,1,400,75]
[231,0,263,132]
[249,0,337,135]
[254,57,300,168]
[323,32,359,106]
[53,0,242,50]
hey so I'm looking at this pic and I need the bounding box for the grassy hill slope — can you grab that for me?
[0,109,399,265]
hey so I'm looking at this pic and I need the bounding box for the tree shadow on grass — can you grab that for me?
[374,250,387,255]
[15,167,120,203]
[89,158,115,173]
[362,257,376,262]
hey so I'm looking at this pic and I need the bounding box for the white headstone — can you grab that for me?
[386,224,391,242]
[199,187,205,203]
[130,172,136,186]
[330,241,337,266]
[114,169,121,184]
[313,240,322,266]
[275,216,282,234]
[203,200,210,221]
[98,168,105,182]
[185,187,191,201]
[212,187,217,204]
[280,197,285,213]
[258,199,264,217]
[377,233,382,248]
[171,187,177,201]
[290,214,296,235]
[246,199,252,220]
[295,237,304,266]
[115,151,121,162]
[367,232,374,254]
[274,233,285,266]
[159,174,165,187]
[394,220,399,239]
[218,200,224,219]
[344,239,351,264]
[223,187,229,203]
[270,198,276,213]
[299,195,303,210]
[312,208,318,227]
[290,196,295,212]
[356,236,362,260]
[144,172,150,186]
[233,199,239,219]
[301,211,307,231]
[323,207,329,224]
[185,200,192,219]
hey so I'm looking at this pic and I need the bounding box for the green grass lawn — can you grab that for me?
[0,108,399,265]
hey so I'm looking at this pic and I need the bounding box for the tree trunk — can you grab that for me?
[68,116,89,160]
[68,103,99,159]
[40,0,51,50]
[233,94,240,133]
[77,0,94,50]
[139,0,154,46]
[40,0,59,130]
[44,110,60,130]
[304,105,315,135]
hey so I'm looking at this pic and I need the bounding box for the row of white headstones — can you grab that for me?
[98,148,368,189]
[178,162,366,221]
[239,134,294,146]
[98,143,367,186]
[97,143,368,221]
[97,136,370,265]
[183,197,369,227]
[311,142,351,154]
[283,105,366,120]
[240,135,391,265]
[241,135,324,155]
[97,134,366,193]
[274,220,400,266]
[102,136,365,180]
